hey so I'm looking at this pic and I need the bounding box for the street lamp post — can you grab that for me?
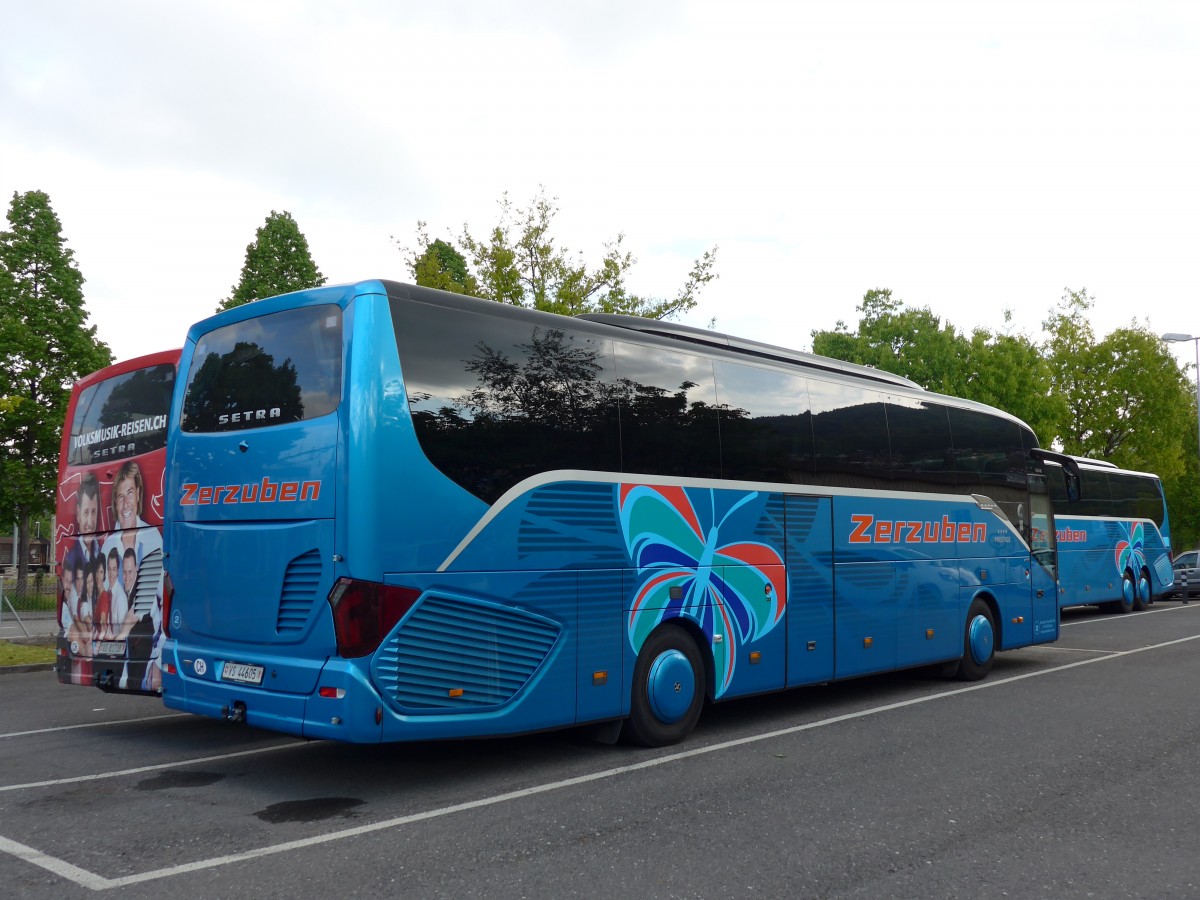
[1162,331,1200,527]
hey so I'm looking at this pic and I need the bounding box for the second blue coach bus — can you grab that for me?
[160,280,1071,746]
[1047,456,1173,612]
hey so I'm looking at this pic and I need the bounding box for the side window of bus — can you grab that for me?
[713,362,813,483]
[946,406,1025,497]
[1045,465,1069,504]
[1078,469,1112,517]
[613,341,720,480]
[397,303,621,503]
[886,397,955,490]
[808,378,891,486]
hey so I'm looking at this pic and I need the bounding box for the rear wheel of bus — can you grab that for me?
[1133,567,1152,610]
[1114,570,1136,614]
[623,623,705,747]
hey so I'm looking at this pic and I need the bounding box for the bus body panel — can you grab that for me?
[1055,517,1173,608]
[160,281,1060,744]
[55,349,179,693]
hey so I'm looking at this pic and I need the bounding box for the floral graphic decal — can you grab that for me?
[620,484,785,697]
[1115,520,1146,578]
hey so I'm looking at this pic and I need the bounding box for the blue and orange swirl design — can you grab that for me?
[619,484,785,697]
[1115,520,1146,576]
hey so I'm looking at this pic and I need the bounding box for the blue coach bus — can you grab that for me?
[1047,456,1173,612]
[159,280,1070,746]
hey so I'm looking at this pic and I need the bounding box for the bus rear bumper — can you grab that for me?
[160,639,384,742]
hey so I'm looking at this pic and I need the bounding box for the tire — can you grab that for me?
[1114,570,1135,614]
[956,598,996,681]
[622,624,705,747]
[1135,568,1153,609]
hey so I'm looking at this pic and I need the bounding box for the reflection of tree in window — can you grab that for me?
[409,328,620,503]
[183,342,304,432]
[99,366,174,431]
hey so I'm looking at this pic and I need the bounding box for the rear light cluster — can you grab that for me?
[326,578,420,658]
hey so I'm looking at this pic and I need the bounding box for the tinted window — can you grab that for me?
[397,301,620,503]
[714,362,812,483]
[68,364,175,465]
[886,398,955,487]
[809,379,891,484]
[1077,469,1112,517]
[614,342,720,480]
[1046,465,1069,505]
[182,304,342,433]
[946,406,1025,494]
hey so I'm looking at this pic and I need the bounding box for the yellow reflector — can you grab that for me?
[926,629,935,640]
[863,637,873,648]
[1012,616,1024,624]
[448,688,464,698]
[749,651,761,664]
[593,671,608,686]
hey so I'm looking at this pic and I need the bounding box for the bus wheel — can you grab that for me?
[623,624,704,747]
[956,599,995,681]
[1115,571,1135,614]
[1134,568,1152,610]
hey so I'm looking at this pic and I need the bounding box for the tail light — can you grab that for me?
[326,578,420,658]
[162,570,175,638]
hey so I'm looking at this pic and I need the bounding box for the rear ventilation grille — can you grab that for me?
[373,595,560,711]
[277,549,322,633]
[130,549,164,616]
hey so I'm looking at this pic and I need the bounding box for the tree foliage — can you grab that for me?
[402,188,718,320]
[0,190,112,591]
[218,210,326,312]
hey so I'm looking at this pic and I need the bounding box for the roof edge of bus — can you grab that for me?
[376,280,926,392]
[185,282,373,338]
[577,312,927,392]
[72,348,182,390]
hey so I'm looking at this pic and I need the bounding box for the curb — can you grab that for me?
[0,663,55,676]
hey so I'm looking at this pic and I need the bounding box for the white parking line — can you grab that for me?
[1060,603,1194,627]
[0,713,188,740]
[0,741,311,794]
[5,630,1199,891]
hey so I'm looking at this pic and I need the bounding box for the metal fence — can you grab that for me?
[0,573,58,640]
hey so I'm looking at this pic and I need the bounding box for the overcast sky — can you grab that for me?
[3,1,1198,370]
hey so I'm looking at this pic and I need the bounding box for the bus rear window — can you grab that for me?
[68,364,175,466]
[181,305,342,433]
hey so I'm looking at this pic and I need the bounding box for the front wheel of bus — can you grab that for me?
[624,624,705,747]
[956,599,995,681]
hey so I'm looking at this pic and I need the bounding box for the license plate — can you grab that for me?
[221,661,265,685]
[95,640,127,656]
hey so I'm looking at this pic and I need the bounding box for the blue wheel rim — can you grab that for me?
[647,649,696,724]
[1123,574,1136,607]
[967,613,994,665]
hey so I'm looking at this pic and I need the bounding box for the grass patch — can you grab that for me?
[0,641,56,667]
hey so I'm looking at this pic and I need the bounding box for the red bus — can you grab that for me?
[55,349,180,694]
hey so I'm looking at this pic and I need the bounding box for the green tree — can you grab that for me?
[964,316,1066,447]
[218,210,326,312]
[1043,288,1192,477]
[812,289,1066,445]
[0,190,112,595]
[812,288,972,395]
[402,187,718,319]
